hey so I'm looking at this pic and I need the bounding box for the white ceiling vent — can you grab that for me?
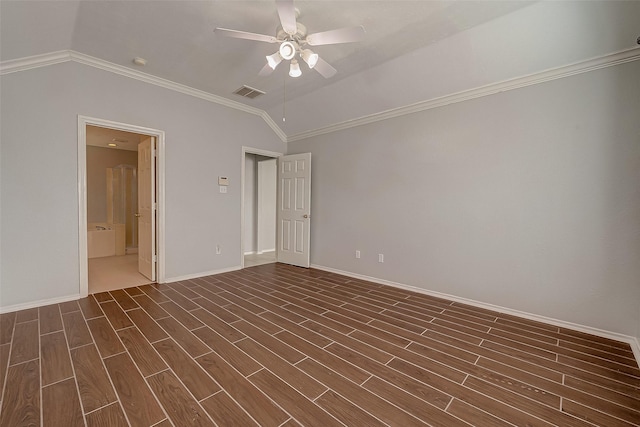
[233,85,265,99]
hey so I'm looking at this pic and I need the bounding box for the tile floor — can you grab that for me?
[244,252,276,268]
[89,254,153,293]
[1,263,639,426]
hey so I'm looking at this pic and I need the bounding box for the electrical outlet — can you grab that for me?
[216,245,221,255]
[378,254,384,263]
[355,250,361,259]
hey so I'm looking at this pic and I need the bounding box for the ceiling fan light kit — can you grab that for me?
[300,49,318,69]
[266,51,284,70]
[289,59,302,77]
[214,0,365,79]
[279,41,297,60]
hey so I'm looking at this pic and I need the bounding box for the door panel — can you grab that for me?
[281,221,291,251]
[138,137,156,281]
[277,153,311,268]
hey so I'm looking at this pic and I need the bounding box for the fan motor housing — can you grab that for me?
[276,23,308,43]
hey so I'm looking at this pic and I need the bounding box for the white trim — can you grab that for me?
[0,50,287,142]
[0,294,81,314]
[260,113,288,142]
[240,147,283,270]
[0,50,71,75]
[311,264,640,367]
[78,116,166,298]
[241,147,285,159]
[77,120,88,296]
[287,47,640,142]
[631,337,640,368]
[164,266,242,283]
[2,48,638,143]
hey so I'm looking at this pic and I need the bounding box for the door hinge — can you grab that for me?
[152,254,157,262]
[153,202,157,210]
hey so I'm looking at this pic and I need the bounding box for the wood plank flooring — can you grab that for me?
[0,263,639,426]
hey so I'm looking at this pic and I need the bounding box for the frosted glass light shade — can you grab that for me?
[266,51,283,69]
[301,49,319,69]
[289,59,302,77]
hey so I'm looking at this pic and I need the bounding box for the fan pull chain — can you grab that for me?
[282,74,286,122]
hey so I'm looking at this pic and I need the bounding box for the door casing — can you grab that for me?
[77,116,166,297]
[240,147,283,268]
[137,136,156,281]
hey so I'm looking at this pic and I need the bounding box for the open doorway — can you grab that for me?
[86,126,149,292]
[78,117,165,297]
[242,147,282,268]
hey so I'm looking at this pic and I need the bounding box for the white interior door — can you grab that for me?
[138,136,156,281]
[277,153,311,268]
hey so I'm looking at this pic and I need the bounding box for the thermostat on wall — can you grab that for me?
[218,176,229,186]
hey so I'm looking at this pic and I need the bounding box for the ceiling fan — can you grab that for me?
[214,0,365,79]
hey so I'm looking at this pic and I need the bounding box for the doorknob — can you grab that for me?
[135,213,141,218]
[303,214,310,219]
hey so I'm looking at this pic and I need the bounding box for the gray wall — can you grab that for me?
[289,61,640,338]
[0,61,285,307]
[1,51,638,344]
[258,158,276,253]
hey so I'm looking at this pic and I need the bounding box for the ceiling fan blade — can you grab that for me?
[314,57,337,78]
[306,26,366,46]
[214,28,278,43]
[259,63,275,76]
[276,0,297,35]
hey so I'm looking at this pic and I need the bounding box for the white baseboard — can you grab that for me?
[311,264,640,367]
[630,337,640,367]
[164,265,242,283]
[2,264,637,367]
[0,266,241,313]
[0,293,81,314]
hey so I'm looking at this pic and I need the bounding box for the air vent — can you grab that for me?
[233,85,265,99]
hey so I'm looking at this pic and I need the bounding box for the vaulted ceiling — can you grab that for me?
[1,1,638,139]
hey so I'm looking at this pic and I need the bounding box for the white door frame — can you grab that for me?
[77,115,166,297]
[240,146,283,269]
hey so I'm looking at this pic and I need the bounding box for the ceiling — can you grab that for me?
[86,126,143,152]
[2,1,639,138]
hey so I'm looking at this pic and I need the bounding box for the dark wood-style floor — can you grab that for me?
[1,263,639,426]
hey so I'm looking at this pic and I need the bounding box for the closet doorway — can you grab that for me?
[242,147,281,268]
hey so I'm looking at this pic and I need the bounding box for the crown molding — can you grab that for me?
[2,47,639,144]
[0,50,71,75]
[0,50,288,142]
[287,46,640,142]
